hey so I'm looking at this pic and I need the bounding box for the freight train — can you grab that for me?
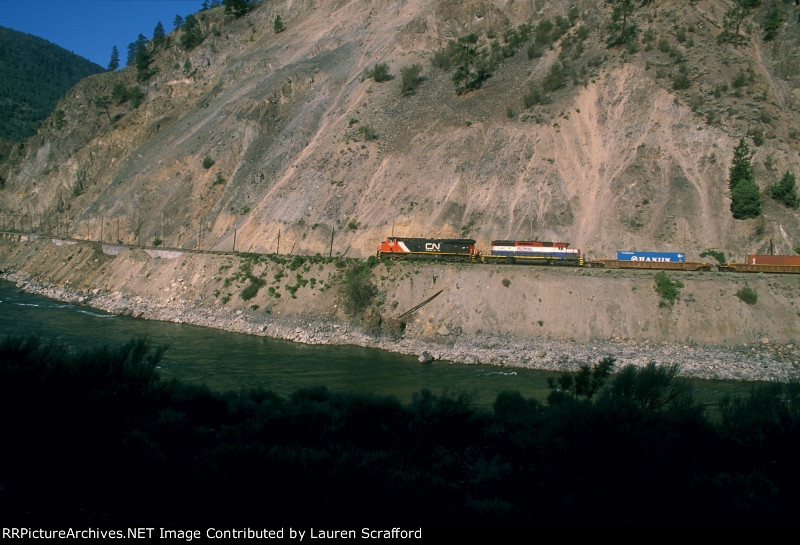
[376,236,800,274]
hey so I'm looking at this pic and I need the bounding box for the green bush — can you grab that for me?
[400,63,423,96]
[365,62,392,82]
[240,277,266,301]
[111,83,144,107]
[736,286,757,305]
[288,255,307,271]
[541,62,567,93]
[523,83,550,107]
[354,125,377,141]
[339,262,378,315]
[672,74,691,90]
[700,250,726,264]
[654,271,683,307]
[202,156,215,169]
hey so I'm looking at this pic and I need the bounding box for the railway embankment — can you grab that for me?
[1,236,799,383]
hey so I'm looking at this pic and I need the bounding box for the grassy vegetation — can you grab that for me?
[654,270,684,307]
[2,336,799,527]
[338,261,378,315]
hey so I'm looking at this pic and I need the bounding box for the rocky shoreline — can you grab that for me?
[4,271,799,384]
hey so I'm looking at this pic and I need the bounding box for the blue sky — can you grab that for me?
[1,0,204,67]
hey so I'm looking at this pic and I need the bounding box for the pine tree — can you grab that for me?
[274,14,285,33]
[763,6,783,41]
[606,0,638,47]
[153,22,166,48]
[728,138,761,219]
[94,95,112,123]
[180,14,204,51]
[107,46,120,71]
[223,0,250,18]
[134,41,154,82]
[771,171,799,209]
[731,182,762,219]
[718,1,758,48]
[729,138,754,192]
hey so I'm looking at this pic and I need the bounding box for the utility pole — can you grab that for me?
[277,229,280,255]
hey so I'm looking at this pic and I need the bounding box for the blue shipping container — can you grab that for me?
[617,251,685,263]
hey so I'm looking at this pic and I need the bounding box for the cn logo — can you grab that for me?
[425,243,441,251]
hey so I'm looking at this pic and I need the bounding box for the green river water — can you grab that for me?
[0,279,756,413]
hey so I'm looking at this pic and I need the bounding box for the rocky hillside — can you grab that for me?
[1,1,800,382]
[1,0,799,259]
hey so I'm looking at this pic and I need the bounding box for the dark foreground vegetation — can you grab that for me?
[1,337,799,528]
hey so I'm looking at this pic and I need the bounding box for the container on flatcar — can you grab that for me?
[616,251,685,263]
[746,255,800,267]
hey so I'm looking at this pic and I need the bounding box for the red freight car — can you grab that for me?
[747,255,800,267]
[719,255,800,273]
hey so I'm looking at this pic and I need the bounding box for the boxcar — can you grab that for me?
[746,255,800,267]
[718,255,800,274]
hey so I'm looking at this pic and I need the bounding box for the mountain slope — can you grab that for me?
[0,26,104,144]
[1,1,800,379]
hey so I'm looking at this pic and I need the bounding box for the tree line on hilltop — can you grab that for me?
[0,27,103,143]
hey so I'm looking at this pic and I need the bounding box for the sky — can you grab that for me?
[1,0,204,68]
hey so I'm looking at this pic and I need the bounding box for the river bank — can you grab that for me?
[1,236,799,383]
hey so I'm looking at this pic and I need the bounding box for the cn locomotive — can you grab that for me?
[375,236,800,274]
[377,237,479,261]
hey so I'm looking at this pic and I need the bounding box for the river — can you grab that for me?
[0,279,755,413]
